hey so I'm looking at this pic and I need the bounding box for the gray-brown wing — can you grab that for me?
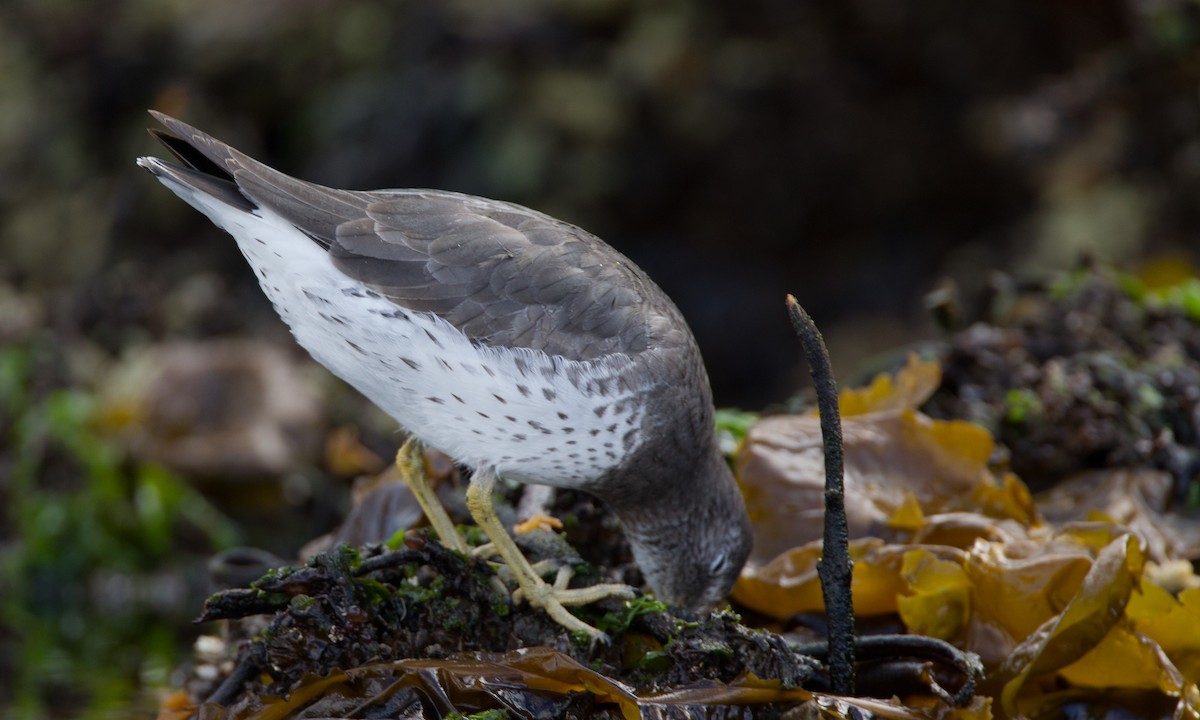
[326,190,675,360]
[147,113,679,361]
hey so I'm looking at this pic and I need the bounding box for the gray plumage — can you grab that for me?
[138,111,752,609]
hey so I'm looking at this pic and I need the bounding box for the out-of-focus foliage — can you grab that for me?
[733,358,1200,718]
[925,268,1200,492]
[714,407,758,456]
[0,337,241,717]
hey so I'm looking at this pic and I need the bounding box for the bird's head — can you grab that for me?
[620,448,753,610]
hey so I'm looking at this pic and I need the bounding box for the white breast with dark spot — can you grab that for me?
[163,181,651,486]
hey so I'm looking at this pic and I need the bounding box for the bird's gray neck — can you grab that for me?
[604,440,730,538]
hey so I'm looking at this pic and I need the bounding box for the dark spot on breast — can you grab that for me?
[625,414,637,425]
[514,358,530,377]
[452,394,464,404]
[345,339,366,354]
[427,396,445,404]
[566,439,577,445]
[562,427,574,434]
[589,429,600,436]
[603,442,614,449]
[477,411,490,419]
[401,357,420,370]
[331,315,348,326]
[514,433,527,441]
[557,412,568,421]
[606,423,617,433]
[516,384,531,398]
[622,429,638,450]
[505,415,516,422]
[438,357,453,370]
[568,452,579,459]
[423,328,444,348]
[542,388,557,401]
[365,289,382,299]
[605,450,617,460]
[593,405,608,418]
[341,287,365,298]
[482,365,495,377]
[528,419,552,434]
[255,237,266,245]
[472,429,483,435]
[493,394,507,404]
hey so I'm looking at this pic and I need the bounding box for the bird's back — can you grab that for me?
[138,113,712,487]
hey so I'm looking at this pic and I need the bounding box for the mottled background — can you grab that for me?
[2,0,1200,716]
[6,0,1199,406]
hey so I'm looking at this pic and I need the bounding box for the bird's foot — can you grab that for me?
[512,565,636,642]
[513,513,563,534]
[465,467,637,642]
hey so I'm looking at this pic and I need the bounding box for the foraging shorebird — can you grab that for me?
[137,111,752,639]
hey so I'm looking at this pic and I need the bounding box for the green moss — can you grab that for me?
[636,650,672,674]
[1048,268,1093,300]
[353,577,394,606]
[459,524,490,547]
[715,408,759,455]
[392,574,444,604]
[1134,383,1165,412]
[289,594,317,610]
[1004,388,1044,424]
[440,597,472,632]
[694,637,734,659]
[596,596,669,635]
[1124,273,1200,322]
[0,341,243,717]
[384,528,409,550]
[446,710,509,720]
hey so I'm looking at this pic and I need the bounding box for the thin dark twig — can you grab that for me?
[203,643,266,708]
[786,295,855,696]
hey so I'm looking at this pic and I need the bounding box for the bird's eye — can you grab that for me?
[709,553,728,575]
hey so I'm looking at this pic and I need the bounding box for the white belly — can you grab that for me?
[169,184,650,485]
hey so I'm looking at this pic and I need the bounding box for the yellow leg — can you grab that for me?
[394,439,469,555]
[465,466,635,641]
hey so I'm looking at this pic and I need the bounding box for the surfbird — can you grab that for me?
[137,111,752,639]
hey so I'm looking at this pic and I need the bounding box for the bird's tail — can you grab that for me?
[136,111,367,246]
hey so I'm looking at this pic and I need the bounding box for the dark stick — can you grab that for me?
[786,295,855,696]
[203,643,265,708]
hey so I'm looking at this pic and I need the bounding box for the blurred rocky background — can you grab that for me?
[2,0,1199,716]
